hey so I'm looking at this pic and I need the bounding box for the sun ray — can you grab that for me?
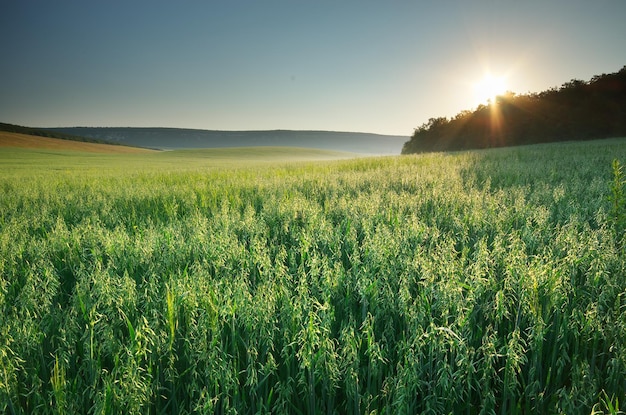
[473,73,507,105]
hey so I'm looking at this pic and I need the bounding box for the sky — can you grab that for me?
[1,1,625,136]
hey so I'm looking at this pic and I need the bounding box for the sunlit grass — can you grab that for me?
[1,138,625,414]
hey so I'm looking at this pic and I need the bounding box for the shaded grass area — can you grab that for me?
[1,138,625,414]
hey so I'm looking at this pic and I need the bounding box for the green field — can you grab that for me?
[1,140,625,414]
[0,146,356,173]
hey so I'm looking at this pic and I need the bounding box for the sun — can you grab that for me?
[473,73,507,105]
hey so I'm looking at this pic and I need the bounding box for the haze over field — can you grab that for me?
[1,1,625,136]
[47,127,407,154]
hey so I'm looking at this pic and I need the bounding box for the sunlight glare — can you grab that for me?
[473,73,507,105]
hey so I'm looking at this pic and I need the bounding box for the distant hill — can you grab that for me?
[0,122,132,147]
[0,130,154,153]
[402,65,626,154]
[46,127,408,155]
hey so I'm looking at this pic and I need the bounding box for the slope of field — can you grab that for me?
[0,122,127,146]
[0,131,154,153]
[1,138,625,414]
[47,126,408,154]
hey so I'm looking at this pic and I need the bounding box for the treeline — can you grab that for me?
[402,66,626,154]
[0,122,125,146]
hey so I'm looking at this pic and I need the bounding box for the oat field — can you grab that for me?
[1,140,625,414]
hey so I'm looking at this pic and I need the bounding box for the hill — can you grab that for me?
[46,127,408,154]
[0,122,137,147]
[402,65,626,153]
[0,131,155,154]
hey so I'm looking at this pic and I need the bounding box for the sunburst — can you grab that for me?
[473,73,507,105]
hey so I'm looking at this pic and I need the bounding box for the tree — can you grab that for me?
[402,66,626,154]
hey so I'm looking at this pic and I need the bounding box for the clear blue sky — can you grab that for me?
[1,1,625,135]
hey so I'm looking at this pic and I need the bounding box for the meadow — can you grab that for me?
[1,139,625,414]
